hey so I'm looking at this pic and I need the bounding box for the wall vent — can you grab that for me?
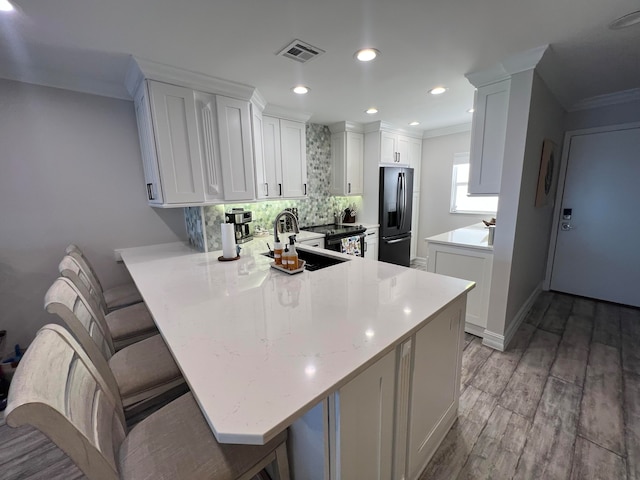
[277,39,325,63]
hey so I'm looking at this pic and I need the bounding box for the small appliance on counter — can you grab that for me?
[225,208,253,244]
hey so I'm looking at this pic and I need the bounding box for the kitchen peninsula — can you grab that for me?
[120,239,473,479]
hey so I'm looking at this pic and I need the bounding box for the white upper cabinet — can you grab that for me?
[216,96,256,201]
[468,79,510,195]
[147,81,205,204]
[330,122,364,196]
[259,116,307,199]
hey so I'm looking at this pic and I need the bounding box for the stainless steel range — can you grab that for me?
[301,224,367,257]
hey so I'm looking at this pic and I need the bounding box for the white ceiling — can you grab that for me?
[1,0,639,131]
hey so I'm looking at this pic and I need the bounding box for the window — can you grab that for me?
[450,153,499,214]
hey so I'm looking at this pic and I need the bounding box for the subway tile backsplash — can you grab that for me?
[185,123,362,252]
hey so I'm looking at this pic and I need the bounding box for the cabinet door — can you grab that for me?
[194,91,224,201]
[330,132,346,195]
[411,192,420,260]
[133,83,164,205]
[335,349,396,480]
[345,132,364,195]
[380,131,397,164]
[407,301,463,479]
[148,81,204,204]
[280,120,307,197]
[397,134,410,165]
[364,228,379,260]
[298,238,325,249]
[216,96,256,201]
[251,105,268,199]
[261,116,283,198]
[468,79,510,194]
[409,137,422,192]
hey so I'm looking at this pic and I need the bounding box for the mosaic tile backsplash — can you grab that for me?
[186,123,363,252]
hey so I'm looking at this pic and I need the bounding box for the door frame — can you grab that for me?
[543,121,640,290]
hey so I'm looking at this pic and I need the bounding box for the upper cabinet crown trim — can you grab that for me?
[465,45,548,87]
[125,56,256,101]
[363,121,424,138]
[262,105,311,123]
[329,121,365,134]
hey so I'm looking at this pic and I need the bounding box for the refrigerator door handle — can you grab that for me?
[399,172,406,230]
[396,173,402,228]
[402,172,408,230]
[385,236,411,244]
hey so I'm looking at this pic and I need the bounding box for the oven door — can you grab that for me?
[325,234,365,257]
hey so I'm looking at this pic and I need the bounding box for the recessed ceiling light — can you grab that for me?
[467,108,475,113]
[609,10,640,29]
[365,107,378,115]
[429,86,447,95]
[0,0,15,12]
[292,85,309,95]
[409,121,420,126]
[356,48,380,62]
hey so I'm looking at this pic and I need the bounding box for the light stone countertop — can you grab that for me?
[425,223,494,251]
[120,239,474,445]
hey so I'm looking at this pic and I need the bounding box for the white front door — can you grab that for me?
[550,125,640,307]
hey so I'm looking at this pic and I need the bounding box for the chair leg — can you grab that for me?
[274,442,290,480]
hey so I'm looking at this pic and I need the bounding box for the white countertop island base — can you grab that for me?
[121,241,473,479]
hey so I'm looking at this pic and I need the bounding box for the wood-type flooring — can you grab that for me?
[1,291,639,479]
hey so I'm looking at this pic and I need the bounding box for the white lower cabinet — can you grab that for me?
[427,242,493,335]
[364,227,379,261]
[298,237,325,249]
[411,192,419,260]
[326,296,466,480]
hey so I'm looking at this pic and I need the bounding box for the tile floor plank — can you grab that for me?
[570,436,627,480]
[550,314,593,387]
[624,371,640,480]
[499,329,561,418]
[524,291,554,327]
[513,377,582,480]
[458,405,531,480]
[538,293,574,335]
[579,342,625,455]
[419,386,498,480]
[592,302,621,348]
[471,323,535,396]
[460,337,493,386]
[572,297,596,317]
[621,307,640,375]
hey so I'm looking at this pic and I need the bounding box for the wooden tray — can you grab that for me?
[270,260,306,275]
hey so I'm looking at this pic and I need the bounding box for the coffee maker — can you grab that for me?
[225,209,253,244]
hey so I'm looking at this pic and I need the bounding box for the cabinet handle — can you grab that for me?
[278,183,282,196]
[265,183,269,196]
[304,183,307,195]
[146,183,154,200]
[348,182,351,194]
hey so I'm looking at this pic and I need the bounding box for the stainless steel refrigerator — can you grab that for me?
[378,166,413,266]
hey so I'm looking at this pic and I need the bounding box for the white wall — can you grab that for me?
[417,130,487,258]
[0,79,187,354]
[486,71,565,342]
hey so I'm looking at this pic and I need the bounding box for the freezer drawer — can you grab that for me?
[379,233,411,267]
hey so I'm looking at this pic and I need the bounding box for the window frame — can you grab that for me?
[450,153,499,215]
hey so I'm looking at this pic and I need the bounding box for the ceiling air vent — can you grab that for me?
[277,40,325,63]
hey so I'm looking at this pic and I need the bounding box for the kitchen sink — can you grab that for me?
[262,249,348,271]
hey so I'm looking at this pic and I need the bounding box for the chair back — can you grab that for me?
[59,255,107,316]
[5,324,126,480]
[44,278,119,394]
[64,245,107,314]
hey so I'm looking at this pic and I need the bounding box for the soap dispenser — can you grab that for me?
[288,235,298,270]
[282,244,291,270]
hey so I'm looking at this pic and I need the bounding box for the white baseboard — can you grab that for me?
[482,282,542,351]
[464,322,486,338]
[411,257,427,266]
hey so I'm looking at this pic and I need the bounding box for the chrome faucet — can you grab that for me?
[273,210,300,242]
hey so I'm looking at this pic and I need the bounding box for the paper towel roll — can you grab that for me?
[221,223,237,258]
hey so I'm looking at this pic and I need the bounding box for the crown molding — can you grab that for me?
[465,45,548,87]
[568,87,640,112]
[328,121,365,133]
[422,122,472,139]
[250,90,267,111]
[363,120,424,138]
[262,105,312,123]
[125,56,256,100]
